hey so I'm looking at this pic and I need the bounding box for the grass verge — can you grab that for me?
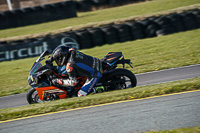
[0,0,200,40]
[0,29,200,97]
[0,77,200,121]
[146,126,200,133]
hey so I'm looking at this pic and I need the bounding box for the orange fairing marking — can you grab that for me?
[107,53,115,56]
[107,57,116,61]
[36,86,67,100]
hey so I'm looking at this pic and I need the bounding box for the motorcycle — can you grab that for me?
[27,50,137,104]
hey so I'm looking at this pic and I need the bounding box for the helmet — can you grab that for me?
[52,46,70,67]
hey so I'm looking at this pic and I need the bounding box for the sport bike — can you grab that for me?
[27,50,137,104]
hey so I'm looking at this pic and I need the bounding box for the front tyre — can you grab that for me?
[26,87,43,104]
[105,68,137,90]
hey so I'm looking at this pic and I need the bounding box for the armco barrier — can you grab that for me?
[0,1,77,30]
[0,9,200,62]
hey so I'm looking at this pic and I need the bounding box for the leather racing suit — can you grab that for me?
[56,49,102,97]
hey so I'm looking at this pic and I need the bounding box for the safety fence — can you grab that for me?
[0,9,200,62]
[0,1,77,30]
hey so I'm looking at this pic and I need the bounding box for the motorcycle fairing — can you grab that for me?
[29,62,43,77]
[103,52,123,66]
[36,86,67,100]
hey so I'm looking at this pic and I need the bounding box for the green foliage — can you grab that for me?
[146,126,200,133]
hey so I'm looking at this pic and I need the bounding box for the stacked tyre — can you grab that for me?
[88,28,105,46]
[74,29,93,49]
[74,0,144,12]
[165,13,185,32]
[180,11,198,31]
[0,1,77,30]
[100,25,119,44]
[113,24,133,42]
[126,22,145,40]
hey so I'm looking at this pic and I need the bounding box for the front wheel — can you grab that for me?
[26,87,44,104]
[26,87,43,104]
[26,87,59,104]
[103,68,137,90]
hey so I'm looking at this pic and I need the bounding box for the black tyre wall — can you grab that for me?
[0,1,77,30]
[139,18,159,37]
[75,0,145,12]
[2,11,20,28]
[180,12,198,30]
[166,13,185,32]
[63,31,79,42]
[191,10,200,28]
[113,24,133,42]
[154,16,175,36]
[88,28,106,46]
[31,6,45,24]
[126,22,145,40]
[75,30,93,49]
[0,12,9,29]
[100,25,119,44]
[20,8,36,26]
[75,1,91,12]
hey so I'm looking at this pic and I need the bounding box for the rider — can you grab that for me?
[49,45,103,97]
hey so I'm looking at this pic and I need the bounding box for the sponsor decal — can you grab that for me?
[0,36,79,62]
[0,43,48,61]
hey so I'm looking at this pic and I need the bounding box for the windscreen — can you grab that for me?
[29,61,43,77]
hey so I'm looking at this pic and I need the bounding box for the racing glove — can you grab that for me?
[45,56,54,65]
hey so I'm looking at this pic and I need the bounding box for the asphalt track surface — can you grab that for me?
[0,90,200,133]
[0,64,200,109]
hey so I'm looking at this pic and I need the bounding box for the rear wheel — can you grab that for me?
[103,68,137,90]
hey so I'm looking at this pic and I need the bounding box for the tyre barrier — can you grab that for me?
[87,28,105,46]
[74,29,94,49]
[74,0,146,12]
[100,25,119,44]
[113,24,133,43]
[180,12,198,31]
[0,9,200,62]
[0,1,77,30]
[126,22,145,40]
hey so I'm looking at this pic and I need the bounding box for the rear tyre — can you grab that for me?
[103,68,137,90]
